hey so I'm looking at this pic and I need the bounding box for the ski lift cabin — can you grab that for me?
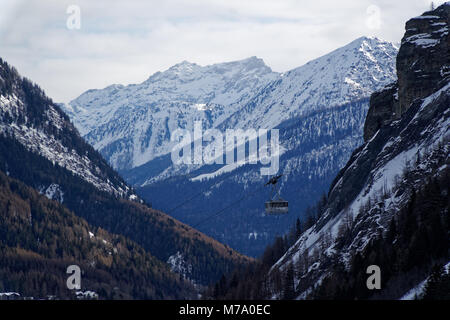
[264,175,288,215]
[265,199,289,214]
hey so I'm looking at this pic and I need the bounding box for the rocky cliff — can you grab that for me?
[270,3,449,299]
[364,4,449,141]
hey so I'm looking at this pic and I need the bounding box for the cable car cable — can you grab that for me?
[166,171,235,214]
[193,184,266,228]
[157,126,303,222]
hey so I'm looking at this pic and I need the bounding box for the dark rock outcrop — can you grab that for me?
[363,82,399,141]
[364,4,449,141]
[326,2,450,220]
[397,4,450,113]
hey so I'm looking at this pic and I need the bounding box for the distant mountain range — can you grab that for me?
[62,36,398,257]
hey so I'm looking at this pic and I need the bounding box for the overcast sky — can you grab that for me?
[0,0,446,102]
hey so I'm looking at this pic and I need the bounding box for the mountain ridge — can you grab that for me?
[61,36,397,177]
[61,55,278,170]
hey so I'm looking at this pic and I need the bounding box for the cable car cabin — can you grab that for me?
[264,174,288,215]
[265,199,289,214]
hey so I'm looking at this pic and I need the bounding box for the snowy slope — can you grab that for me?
[217,36,398,131]
[0,58,250,287]
[0,68,130,196]
[139,98,373,257]
[272,84,449,299]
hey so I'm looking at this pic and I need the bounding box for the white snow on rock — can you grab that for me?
[167,251,193,280]
[0,89,127,196]
[0,292,20,299]
[400,261,450,300]
[40,183,64,203]
[75,291,99,299]
[218,36,398,131]
[400,279,427,300]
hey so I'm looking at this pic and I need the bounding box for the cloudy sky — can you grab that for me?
[0,0,446,102]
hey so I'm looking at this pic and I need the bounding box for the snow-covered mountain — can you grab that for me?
[62,37,397,180]
[268,3,450,299]
[62,57,278,170]
[217,36,398,131]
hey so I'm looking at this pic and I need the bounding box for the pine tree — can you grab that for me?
[295,218,302,239]
[423,265,447,300]
[283,264,295,300]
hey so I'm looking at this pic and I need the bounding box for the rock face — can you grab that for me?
[363,82,399,141]
[328,2,450,228]
[397,4,450,113]
[0,58,131,196]
[364,4,449,142]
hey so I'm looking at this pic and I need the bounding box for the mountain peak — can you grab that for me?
[296,36,397,71]
[346,35,396,51]
[166,60,199,74]
[172,59,196,68]
[63,35,396,171]
[238,56,270,70]
[353,35,380,43]
[214,35,398,131]
[240,55,264,64]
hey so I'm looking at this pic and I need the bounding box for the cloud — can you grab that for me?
[0,0,446,102]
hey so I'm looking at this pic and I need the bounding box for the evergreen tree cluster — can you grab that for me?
[0,171,192,299]
[422,264,450,300]
[205,216,308,299]
[312,167,449,299]
[210,161,449,300]
[0,128,245,287]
